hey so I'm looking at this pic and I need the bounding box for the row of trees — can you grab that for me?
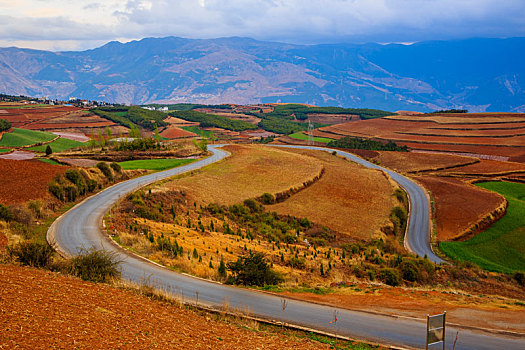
[327,136,409,152]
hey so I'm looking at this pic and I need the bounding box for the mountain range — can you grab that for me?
[0,36,524,112]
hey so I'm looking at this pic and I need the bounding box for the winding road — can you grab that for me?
[48,145,521,349]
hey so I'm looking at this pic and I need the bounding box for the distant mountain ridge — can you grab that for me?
[0,36,524,112]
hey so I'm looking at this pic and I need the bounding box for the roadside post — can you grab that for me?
[426,311,446,350]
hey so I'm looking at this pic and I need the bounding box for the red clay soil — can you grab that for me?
[160,126,198,139]
[441,159,525,176]
[280,285,525,333]
[0,265,328,350]
[0,159,66,204]
[416,176,505,241]
[376,151,478,173]
[0,234,7,250]
[318,114,525,158]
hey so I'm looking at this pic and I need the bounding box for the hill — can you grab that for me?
[0,37,524,112]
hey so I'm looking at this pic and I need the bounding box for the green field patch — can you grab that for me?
[288,132,332,143]
[38,158,64,166]
[0,128,56,147]
[28,137,84,153]
[118,158,195,171]
[0,104,49,109]
[0,148,12,153]
[440,181,525,273]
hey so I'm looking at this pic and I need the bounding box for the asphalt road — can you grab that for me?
[48,145,522,349]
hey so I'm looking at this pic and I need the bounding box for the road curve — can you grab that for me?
[269,145,444,264]
[48,145,522,350]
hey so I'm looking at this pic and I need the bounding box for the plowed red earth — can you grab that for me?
[0,159,66,204]
[160,126,197,139]
[0,265,328,350]
[318,113,525,158]
[415,176,505,241]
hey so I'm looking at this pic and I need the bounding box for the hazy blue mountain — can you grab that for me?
[0,36,524,112]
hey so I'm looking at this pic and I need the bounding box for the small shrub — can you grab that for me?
[110,162,122,173]
[48,181,64,201]
[45,145,52,156]
[0,203,12,222]
[259,192,275,205]
[96,162,114,181]
[67,248,121,283]
[514,272,525,287]
[227,252,283,286]
[378,268,400,286]
[400,259,420,282]
[218,257,227,277]
[7,240,54,268]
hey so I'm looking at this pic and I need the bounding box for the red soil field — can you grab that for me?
[0,265,328,350]
[416,176,505,241]
[318,113,525,159]
[0,159,66,204]
[440,159,525,176]
[160,126,198,139]
[376,151,477,173]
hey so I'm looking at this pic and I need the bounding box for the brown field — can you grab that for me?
[164,116,200,126]
[376,151,479,173]
[439,159,525,176]
[164,145,324,206]
[415,176,505,241]
[0,265,329,350]
[160,126,198,139]
[267,148,396,239]
[318,113,525,159]
[0,159,67,204]
[384,113,525,124]
[0,105,121,136]
[281,284,525,333]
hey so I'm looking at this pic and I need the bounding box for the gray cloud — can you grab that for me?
[2,0,525,51]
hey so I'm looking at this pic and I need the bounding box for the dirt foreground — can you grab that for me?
[0,265,329,350]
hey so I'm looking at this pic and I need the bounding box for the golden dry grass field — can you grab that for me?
[266,148,396,240]
[163,145,324,206]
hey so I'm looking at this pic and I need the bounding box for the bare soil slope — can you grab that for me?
[0,265,327,349]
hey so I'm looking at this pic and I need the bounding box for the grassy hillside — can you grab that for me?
[0,128,56,147]
[440,182,525,273]
[169,110,257,132]
[263,104,394,121]
[91,106,168,131]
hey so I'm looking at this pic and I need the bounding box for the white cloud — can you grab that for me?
[0,0,524,51]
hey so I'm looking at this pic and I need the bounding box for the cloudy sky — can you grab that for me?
[1,0,524,51]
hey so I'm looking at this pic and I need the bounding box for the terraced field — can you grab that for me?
[317,113,525,160]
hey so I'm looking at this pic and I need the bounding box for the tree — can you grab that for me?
[218,256,227,277]
[45,145,52,156]
[226,252,283,286]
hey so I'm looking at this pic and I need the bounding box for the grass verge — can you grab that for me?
[0,128,56,147]
[118,158,195,170]
[440,181,525,273]
[28,137,84,153]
